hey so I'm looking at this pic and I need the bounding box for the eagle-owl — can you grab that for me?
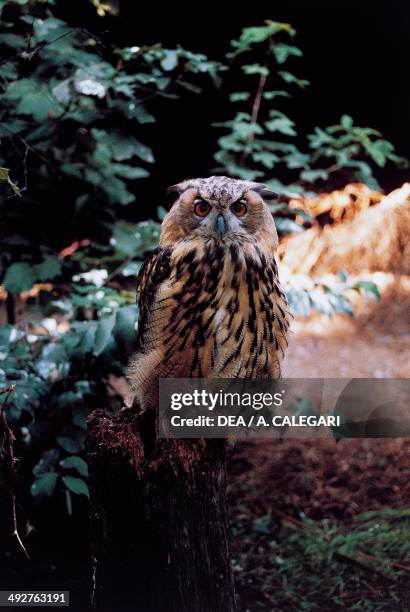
[128,176,289,410]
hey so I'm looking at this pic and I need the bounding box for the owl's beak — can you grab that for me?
[216,214,227,237]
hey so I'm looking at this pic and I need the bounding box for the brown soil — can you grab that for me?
[228,277,410,609]
[229,437,409,522]
[229,274,410,520]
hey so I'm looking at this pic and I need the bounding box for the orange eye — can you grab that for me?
[193,199,211,217]
[231,199,248,217]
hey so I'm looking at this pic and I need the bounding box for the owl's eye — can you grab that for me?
[193,199,211,218]
[231,199,248,217]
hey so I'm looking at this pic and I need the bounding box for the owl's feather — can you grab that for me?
[128,176,289,410]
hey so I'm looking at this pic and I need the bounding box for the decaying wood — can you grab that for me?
[279,183,410,276]
[87,407,235,612]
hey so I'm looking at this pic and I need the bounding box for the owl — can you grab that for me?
[128,176,289,410]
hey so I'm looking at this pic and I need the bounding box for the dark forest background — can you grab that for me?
[61,0,410,201]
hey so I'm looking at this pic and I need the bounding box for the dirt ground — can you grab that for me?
[228,275,410,610]
[230,285,410,521]
[230,273,410,518]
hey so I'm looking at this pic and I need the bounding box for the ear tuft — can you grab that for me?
[252,184,279,201]
[166,183,183,194]
[164,183,183,208]
[259,189,279,201]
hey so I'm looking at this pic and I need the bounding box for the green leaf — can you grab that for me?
[275,218,304,235]
[72,321,98,355]
[5,79,63,121]
[34,256,62,281]
[347,160,379,188]
[62,475,89,497]
[4,263,36,294]
[41,342,67,365]
[265,116,296,136]
[112,164,150,179]
[229,92,250,102]
[98,174,135,205]
[57,428,86,453]
[0,33,27,50]
[307,127,332,148]
[72,406,89,430]
[130,142,154,164]
[32,17,67,41]
[272,43,302,64]
[300,169,329,183]
[31,472,58,498]
[111,223,139,256]
[132,105,156,124]
[93,130,154,163]
[242,64,269,76]
[52,79,71,105]
[352,281,381,301]
[278,71,309,88]
[160,49,178,71]
[110,220,160,257]
[361,138,396,167]
[0,167,9,180]
[252,151,279,169]
[93,313,116,356]
[263,90,290,100]
[33,449,60,476]
[327,292,353,316]
[120,262,140,277]
[59,455,89,477]
[340,114,354,129]
[230,21,295,56]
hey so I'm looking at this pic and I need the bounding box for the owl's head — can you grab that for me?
[160,176,279,249]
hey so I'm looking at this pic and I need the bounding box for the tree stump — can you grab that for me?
[87,407,236,612]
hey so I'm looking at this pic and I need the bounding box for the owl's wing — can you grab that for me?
[135,247,162,307]
[135,246,172,348]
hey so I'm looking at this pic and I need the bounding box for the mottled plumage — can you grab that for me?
[128,176,289,410]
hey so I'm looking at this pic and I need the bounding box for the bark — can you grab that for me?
[87,407,235,612]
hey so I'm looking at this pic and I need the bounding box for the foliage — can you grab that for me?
[285,271,381,318]
[0,278,137,506]
[213,21,407,194]
[71,219,161,278]
[0,0,216,508]
[303,115,409,190]
[4,258,62,293]
[0,0,223,290]
[213,20,306,192]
